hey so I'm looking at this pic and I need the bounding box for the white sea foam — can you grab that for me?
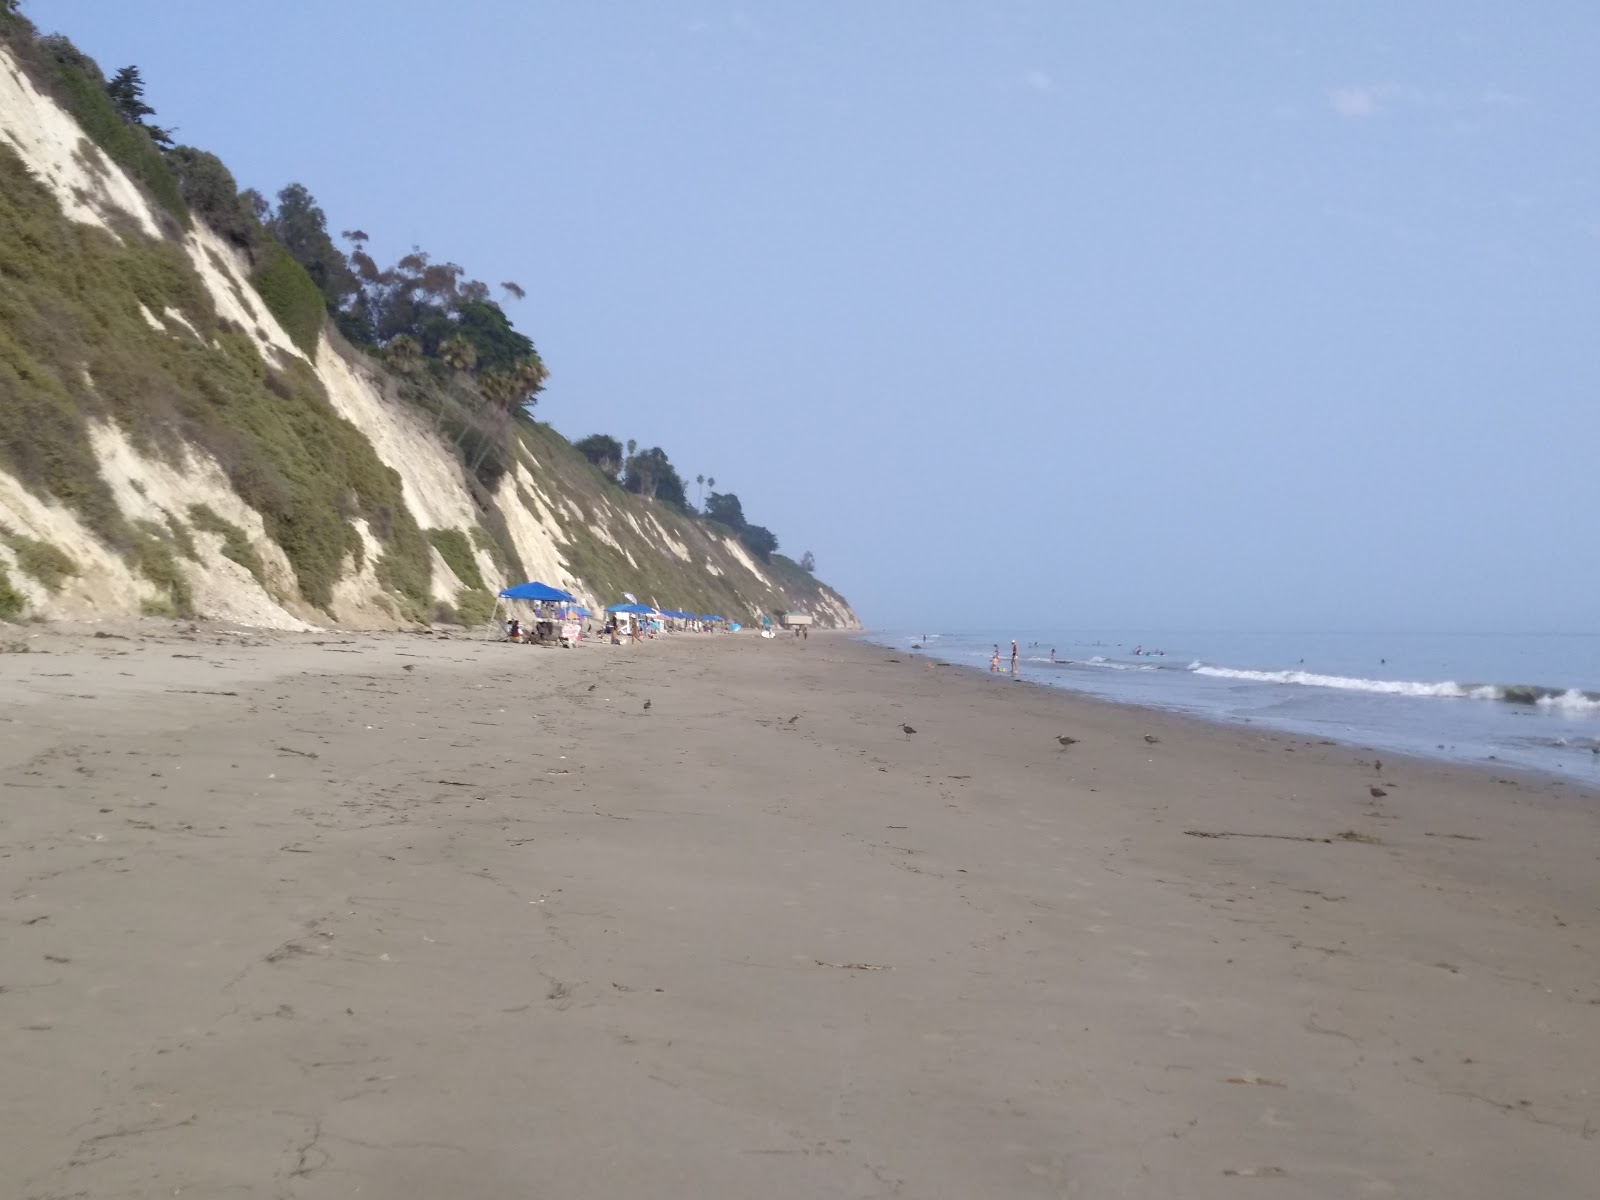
[1537,689,1600,713]
[1192,665,1492,699]
[1189,665,1600,712]
[1047,656,1158,672]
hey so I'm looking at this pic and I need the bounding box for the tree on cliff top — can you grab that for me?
[267,183,358,315]
[624,446,686,508]
[704,491,745,532]
[575,435,624,481]
[740,525,779,563]
[105,65,172,148]
[167,147,255,247]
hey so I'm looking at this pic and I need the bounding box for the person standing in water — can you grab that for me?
[1010,640,1020,679]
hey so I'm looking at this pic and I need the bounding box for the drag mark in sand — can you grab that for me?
[1184,829,1384,845]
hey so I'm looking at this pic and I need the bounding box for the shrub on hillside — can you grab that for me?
[2,534,77,593]
[168,147,257,249]
[188,504,266,587]
[0,563,23,620]
[130,525,194,617]
[426,528,486,591]
[251,243,323,354]
[455,587,495,627]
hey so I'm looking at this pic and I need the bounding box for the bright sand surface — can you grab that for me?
[2,627,1597,1198]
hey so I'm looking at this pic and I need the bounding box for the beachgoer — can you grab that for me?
[1011,640,1020,679]
[507,618,522,643]
[1050,648,1057,663]
[990,650,1000,673]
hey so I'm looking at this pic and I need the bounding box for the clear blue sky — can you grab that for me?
[32,1,1600,631]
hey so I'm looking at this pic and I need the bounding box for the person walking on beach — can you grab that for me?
[1011,640,1020,679]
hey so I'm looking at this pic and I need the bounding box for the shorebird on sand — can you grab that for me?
[1057,736,1078,749]
[901,724,916,740]
[1369,785,1387,799]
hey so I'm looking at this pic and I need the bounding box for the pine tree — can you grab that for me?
[104,65,173,148]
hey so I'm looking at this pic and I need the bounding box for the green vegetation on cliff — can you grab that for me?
[514,421,846,620]
[2,532,76,592]
[0,142,430,613]
[0,563,22,620]
[188,504,266,588]
[251,243,323,354]
[2,26,187,226]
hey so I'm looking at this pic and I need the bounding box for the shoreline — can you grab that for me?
[860,630,1600,794]
[4,624,1597,1196]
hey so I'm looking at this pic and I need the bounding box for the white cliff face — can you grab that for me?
[0,51,163,239]
[0,46,530,628]
[0,45,860,630]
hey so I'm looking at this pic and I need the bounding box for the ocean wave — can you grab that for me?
[1534,689,1600,713]
[1191,664,1600,712]
[1039,656,1158,672]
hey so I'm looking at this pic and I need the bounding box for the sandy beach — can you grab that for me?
[2,626,1597,1198]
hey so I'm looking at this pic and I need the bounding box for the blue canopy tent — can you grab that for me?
[500,581,577,603]
[488,581,580,640]
[603,601,659,640]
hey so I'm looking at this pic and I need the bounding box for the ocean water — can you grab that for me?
[866,630,1600,786]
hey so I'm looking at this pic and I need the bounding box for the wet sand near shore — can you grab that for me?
[2,626,1597,1198]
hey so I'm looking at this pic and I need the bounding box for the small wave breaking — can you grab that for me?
[1038,656,1158,672]
[1190,664,1600,713]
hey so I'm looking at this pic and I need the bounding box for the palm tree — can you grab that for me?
[468,371,518,472]
[438,334,477,374]
[511,356,549,410]
[479,370,517,409]
[385,333,421,371]
[706,476,716,493]
[696,474,705,507]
